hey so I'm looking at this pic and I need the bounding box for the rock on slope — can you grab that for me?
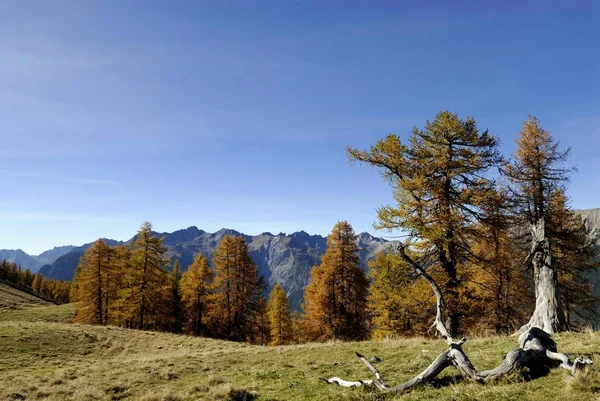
[578,209,600,325]
[579,208,600,241]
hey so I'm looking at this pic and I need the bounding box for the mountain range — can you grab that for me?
[1,228,395,309]
[2,208,599,311]
[0,246,76,273]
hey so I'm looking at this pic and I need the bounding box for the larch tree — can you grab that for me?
[368,251,435,338]
[210,235,266,342]
[117,221,171,330]
[249,296,270,345]
[468,188,533,335]
[180,253,213,336]
[106,245,129,325]
[322,112,591,395]
[347,111,503,336]
[170,259,183,333]
[21,268,35,287]
[323,199,592,396]
[72,239,113,325]
[302,221,369,341]
[32,273,43,294]
[504,116,573,333]
[267,284,293,345]
[547,189,598,327]
[69,264,83,303]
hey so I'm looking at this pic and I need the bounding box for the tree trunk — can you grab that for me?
[519,218,567,334]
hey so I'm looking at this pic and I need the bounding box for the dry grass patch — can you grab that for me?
[0,305,599,400]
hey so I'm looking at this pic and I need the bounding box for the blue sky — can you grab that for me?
[1,1,598,254]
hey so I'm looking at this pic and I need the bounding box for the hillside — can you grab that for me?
[580,208,600,244]
[579,209,600,324]
[0,304,599,401]
[0,280,52,310]
[0,249,42,272]
[38,252,86,281]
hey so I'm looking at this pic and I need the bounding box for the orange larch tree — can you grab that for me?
[302,221,369,341]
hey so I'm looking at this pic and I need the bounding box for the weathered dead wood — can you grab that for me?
[321,243,592,394]
[518,218,567,334]
[322,327,592,393]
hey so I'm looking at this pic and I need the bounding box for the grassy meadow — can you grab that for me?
[1,299,600,401]
[0,281,52,311]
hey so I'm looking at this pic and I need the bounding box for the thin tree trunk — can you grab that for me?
[139,240,149,330]
[96,252,103,325]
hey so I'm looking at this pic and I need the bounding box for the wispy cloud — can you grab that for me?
[0,170,121,186]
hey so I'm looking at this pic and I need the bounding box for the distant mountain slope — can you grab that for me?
[579,208,600,242]
[0,246,76,273]
[38,238,125,280]
[577,209,600,326]
[0,249,42,272]
[39,252,86,281]
[19,209,600,313]
[35,228,394,309]
[34,246,76,266]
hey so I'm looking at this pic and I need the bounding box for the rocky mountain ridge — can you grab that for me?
[3,209,599,311]
[0,246,76,272]
[30,227,394,309]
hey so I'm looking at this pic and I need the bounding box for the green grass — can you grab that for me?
[0,305,599,401]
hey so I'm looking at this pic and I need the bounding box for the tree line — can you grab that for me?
[71,113,598,344]
[283,113,597,343]
[0,260,70,304]
[345,112,597,339]
[72,222,291,345]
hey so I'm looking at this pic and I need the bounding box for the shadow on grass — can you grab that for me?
[428,374,466,388]
[409,364,556,390]
[228,389,257,401]
[521,363,553,381]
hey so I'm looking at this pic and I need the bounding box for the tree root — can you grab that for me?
[321,327,593,393]
[322,242,592,394]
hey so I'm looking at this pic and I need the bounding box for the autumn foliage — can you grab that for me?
[302,221,369,341]
[368,251,435,338]
[70,225,271,344]
[180,253,213,336]
[0,260,70,304]
[349,112,597,338]
[267,284,293,345]
[348,111,503,336]
[10,112,595,345]
[210,235,267,343]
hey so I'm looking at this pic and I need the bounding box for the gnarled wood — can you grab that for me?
[321,243,592,394]
[518,218,567,334]
[322,243,477,392]
[397,245,462,346]
[323,327,592,393]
